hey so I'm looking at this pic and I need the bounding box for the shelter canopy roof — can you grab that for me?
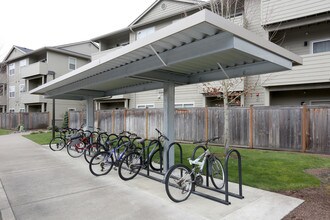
[31,9,302,100]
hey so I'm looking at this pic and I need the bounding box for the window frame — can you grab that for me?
[19,59,27,67]
[8,63,15,76]
[19,83,26,93]
[136,104,155,109]
[175,102,195,108]
[311,38,330,54]
[68,57,77,71]
[9,86,15,98]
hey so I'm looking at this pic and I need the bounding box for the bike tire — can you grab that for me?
[209,157,225,189]
[84,143,105,163]
[149,148,163,171]
[89,151,114,176]
[67,141,85,158]
[118,151,142,181]
[49,137,66,151]
[164,164,193,203]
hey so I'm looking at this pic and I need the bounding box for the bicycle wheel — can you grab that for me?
[84,143,104,163]
[165,164,193,203]
[67,142,85,158]
[89,151,114,176]
[49,137,66,151]
[209,157,225,189]
[149,148,163,171]
[118,152,142,181]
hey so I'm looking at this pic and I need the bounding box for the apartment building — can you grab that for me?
[1,41,98,124]
[91,0,329,109]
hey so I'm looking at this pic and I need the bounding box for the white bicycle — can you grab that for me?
[164,137,224,202]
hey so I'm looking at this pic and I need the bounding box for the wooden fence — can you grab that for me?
[0,112,49,130]
[68,106,330,154]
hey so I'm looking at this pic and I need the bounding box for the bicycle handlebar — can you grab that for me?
[155,128,169,141]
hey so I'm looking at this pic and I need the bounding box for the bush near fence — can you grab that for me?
[0,112,49,130]
[68,105,330,154]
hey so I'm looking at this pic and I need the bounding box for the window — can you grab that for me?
[68,57,77,70]
[0,84,5,96]
[19,59,27,67]
[136,27,155,40]
[9,86,15,98]
[20,108,25,112]
[9,109,15,113]
[312,39,330,54]
[68,108,76,111]
[8,63,15,76]
[137,104,155,109]
[175,103,194,108]
[19,84,26,93]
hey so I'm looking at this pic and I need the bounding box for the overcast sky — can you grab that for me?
[0,0,156,61]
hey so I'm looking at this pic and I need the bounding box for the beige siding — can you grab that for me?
[59,43,99,56]
[263,52,330,87]
[244,75,267,106]
[47,51,90,77]
[136,0,197,25]
[272,22,330,56]
[6,48,26,61]
[261,0,330,25]
[245,0,268,38]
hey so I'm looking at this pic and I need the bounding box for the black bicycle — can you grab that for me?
[117,128,168,180]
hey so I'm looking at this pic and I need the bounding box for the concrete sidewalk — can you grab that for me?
[0,133,303,220]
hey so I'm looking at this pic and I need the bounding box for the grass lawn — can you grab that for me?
[22,132,330,192]
[0,129,12,135]
[172,143,330,191]
[23,131,55,145]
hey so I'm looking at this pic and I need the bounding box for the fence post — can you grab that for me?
[301,104,309,152]
[204,107,208,140]
[145,109,149,139]
[112,110,115,133]
[124,109,127,131]
[96,111,100,129]
[249,105,253,149]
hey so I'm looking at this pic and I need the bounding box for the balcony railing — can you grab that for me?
[262,52,330,87]
[21,62,48,79]
[20,93,45,104]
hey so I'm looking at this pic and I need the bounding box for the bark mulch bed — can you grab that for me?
[281,168,330,220]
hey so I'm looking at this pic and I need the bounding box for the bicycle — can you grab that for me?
[48,127,82,151]
[83,133,119,163]
[118,128,168,181]
[164,137,225,202]
[88,133,138,176]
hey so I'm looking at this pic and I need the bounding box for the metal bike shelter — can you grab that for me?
[31,9,301,203]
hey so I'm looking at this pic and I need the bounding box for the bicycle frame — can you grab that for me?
[188,149,211,174]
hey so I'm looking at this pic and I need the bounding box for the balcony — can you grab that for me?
[262,0,330,25]
[92,46,124,61]
[20,93,45,104]
[21,62,48,79]
[262,52,330,87]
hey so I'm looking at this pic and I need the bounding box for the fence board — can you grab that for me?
[68,106,330,155]
[0,112,49,130]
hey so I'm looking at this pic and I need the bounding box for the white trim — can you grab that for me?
[68,57,77,71]
[136,104,155,109]
[8,63,15,76]
[19,83,26,93]
[311,38,330,54]
[175,102,195,108]
[310,99,330,105]
[19,59,27,67]
[9,86,15,98]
